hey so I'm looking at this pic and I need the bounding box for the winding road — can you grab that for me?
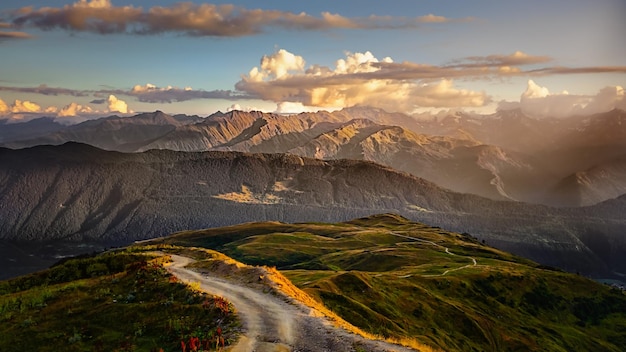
[166,254,417,352]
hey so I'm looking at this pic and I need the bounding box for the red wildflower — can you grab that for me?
[189,336,199,352]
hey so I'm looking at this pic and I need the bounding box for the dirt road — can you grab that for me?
[166,254,417,352]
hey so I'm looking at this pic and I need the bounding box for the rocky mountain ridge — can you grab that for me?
[3,107,624,207]
[1,143,625,278]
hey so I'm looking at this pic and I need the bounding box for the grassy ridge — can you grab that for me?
[0,250,239,352]
[155,214,626,352]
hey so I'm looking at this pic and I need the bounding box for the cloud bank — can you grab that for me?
[0,93,131,122]
[499,80,626,118]
[235,49,626,113]
[236,49,493,112]
[6,0,467,37]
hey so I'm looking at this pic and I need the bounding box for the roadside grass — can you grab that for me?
[0,250,239,352]
[152,213,626,352]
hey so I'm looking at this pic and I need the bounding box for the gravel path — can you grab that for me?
[166,254,417,352]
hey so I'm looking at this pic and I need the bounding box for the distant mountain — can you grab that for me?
[0,117,66,144]
[2,108,625,207]
[551,156,626,206]
[1,143,625,278]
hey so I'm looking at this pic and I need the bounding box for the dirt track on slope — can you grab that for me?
[166,254,417,352]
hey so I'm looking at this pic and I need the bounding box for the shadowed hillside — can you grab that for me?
[1,143,625,279]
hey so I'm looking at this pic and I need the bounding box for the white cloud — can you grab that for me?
[521,79,550,99]
[275,102,325,114]
[248,49,306,82]
[237,49,490,113]
[226,103,260,112]
[226,103,241,112]
[107,94,129,114]
[502,80,626,118]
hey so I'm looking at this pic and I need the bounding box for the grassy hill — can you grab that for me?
[0,249,239,352]
[152,214,626,352]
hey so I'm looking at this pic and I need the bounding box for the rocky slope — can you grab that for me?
[4,108,625,207]
[0,110,546,203]
[1,143,625,278]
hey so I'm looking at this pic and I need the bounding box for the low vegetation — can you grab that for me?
[0,250,239,352]
[153,214,626,352]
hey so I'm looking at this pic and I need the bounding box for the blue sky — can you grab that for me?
[0,0,625,120]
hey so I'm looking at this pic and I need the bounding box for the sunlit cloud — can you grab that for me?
[499,80,626,118]
[107,94,129,113]
[5,0,467,37]
[58,102,94,117]
[10,99,42,113]
[236,49,491,112]
[0,98,8,114]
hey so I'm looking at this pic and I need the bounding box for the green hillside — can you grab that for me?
[0,250,239,352]
[153,214,626,352]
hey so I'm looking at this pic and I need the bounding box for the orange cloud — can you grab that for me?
[8,1,466,37]
[10,99,42,113]
[0,98,8,114]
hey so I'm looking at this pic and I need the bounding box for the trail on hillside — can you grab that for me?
[166,254,418,352]
[390,232,477,277]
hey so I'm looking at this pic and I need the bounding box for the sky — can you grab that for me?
[0,0,625,122]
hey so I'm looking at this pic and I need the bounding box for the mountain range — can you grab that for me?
[1,142,625,281]
[2,107,625,207]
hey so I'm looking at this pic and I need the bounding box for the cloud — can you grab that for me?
[107,94,128,113]
[0,84,88,96]
[10,99,42,113]
[500,80,626,118]
[0,82,248,105]
[127,83,248,103]
[7,1,466,37]
[226,103,260,112]
[275,102,324,114]
[0,30,33,41]
[521,79,550,99]
[417,14,450,23]
[452,51,552,68]
[236,49,490,112]
[57,102,94,117]
[0,22,33,41]
[0,98,8,114]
